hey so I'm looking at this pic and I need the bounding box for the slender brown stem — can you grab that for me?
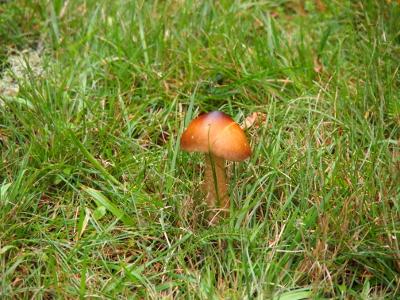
[204,153,229,220]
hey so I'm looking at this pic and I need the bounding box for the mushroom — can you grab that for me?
[180,110,252,221]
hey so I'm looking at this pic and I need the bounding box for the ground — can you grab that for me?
[1,0,399,299]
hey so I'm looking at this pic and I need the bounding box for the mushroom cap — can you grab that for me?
[180,110,252,162]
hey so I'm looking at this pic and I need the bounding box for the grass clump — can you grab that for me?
[1,0,399,299]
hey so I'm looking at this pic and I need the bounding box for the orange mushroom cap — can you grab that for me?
[180,110,252,162]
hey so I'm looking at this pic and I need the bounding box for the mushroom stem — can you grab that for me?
[204,153,229,219]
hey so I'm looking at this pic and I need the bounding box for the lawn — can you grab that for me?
[1,0,399,299]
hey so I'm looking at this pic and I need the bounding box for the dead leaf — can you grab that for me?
[241,112,267,131]
[316,1,327,12]
[313,56,323,73]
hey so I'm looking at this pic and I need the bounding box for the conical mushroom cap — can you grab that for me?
[180,110,252,162]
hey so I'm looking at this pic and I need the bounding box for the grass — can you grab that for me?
[1,0,399,299]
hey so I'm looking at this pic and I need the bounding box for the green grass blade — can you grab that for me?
[82,186,134,226]
[68,130,121,186]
